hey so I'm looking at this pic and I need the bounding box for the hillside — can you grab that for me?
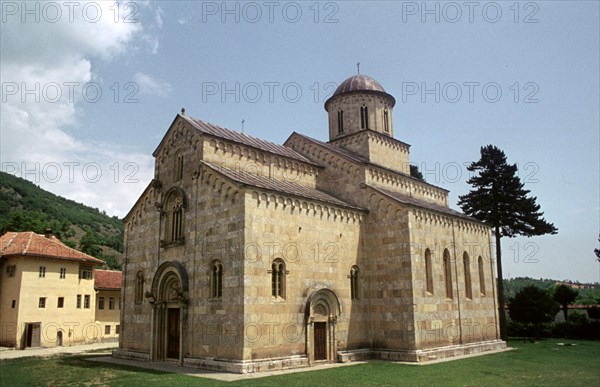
[0,171,123,268]
[504,277,600,305]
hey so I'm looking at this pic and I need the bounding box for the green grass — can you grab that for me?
[1,339,599,386]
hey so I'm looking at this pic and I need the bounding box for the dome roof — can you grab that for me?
[332,74,387,97]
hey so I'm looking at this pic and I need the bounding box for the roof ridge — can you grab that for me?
[0,232,18,255]
[23,231,34,255]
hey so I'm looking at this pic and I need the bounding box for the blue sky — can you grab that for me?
[1,1,598,283]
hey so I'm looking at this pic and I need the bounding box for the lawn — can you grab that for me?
[1,339,598,386]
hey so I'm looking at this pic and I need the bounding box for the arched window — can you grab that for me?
[270,258,286,299]
[211,260,223,299]
[350,266,359,300]
[175,151,184,181]
[360,105,369,129]
[383,109,389,132]
[337,110,344,133]
[425,249,433,294]
[478,256,486,296]
[443,249,453,299]
[163,189,186,245]
[463,252,472,299]
[135,271,144,304]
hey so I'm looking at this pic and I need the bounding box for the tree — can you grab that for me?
[509,285,559,338]
[595,234,600,263]
[458,145,557,340]
[553,284,578,321]
[410,164,425,181]
[79,229,102,258]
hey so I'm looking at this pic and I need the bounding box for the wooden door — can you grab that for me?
[166,308,180,359]
[25,323,41,347]
[314,322,327,361]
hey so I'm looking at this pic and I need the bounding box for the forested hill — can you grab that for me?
[0,171,123,268]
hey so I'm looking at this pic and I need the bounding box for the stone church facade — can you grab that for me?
[114,74,506,373]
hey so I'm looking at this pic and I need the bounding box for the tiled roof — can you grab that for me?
[95,269,122,290]
[203,162,364,211]
[182,115,319,166]
[369,186,474,220]
[0,231,104,264]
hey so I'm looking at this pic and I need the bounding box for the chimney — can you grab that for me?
[44,229,52,239]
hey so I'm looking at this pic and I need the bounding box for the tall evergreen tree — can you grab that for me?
[458,145,557,340]
[553,284,578,321]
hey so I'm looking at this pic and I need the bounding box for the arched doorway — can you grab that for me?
[305,288,341,364]
[56,331,63,346]
[148,261,189,364]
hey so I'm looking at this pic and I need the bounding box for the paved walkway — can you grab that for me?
[0,342,117,360]
[1,343,512,382]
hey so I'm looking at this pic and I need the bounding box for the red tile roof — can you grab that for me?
[0,231,104,265]
[95,269,122,290]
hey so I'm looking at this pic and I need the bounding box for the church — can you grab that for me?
[114,73,506,373]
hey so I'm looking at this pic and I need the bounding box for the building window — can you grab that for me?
[443,249,453,299]
[60,268,66,279]
[84,295,90,309]
[163,190,186,245]
[270,258,286,299]
[109,297,115,310]
[383,109,389,132]
[337,110,344,133]
[57,297,64,308]
[135,271,144,304]
[463,252,472,300]
[211,260,223,299]
[105,325,111,335]
[98,297,105,310]
[76,294,82,308]
[115,325,120,335]
[39,297,46,308]
[350,266,359,300]
[425,248,434,294]
[39,266,46,278]
[360,105,369,129]
[478,256,486,296]
[6,265,16,277]
[79,265,93,280]
[11,300,16,308]
[175,152,184,181]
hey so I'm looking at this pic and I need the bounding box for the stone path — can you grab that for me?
[0,342,118,360]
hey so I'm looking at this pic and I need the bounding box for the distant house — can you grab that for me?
[95,269,122,341]
[0,231,122,348]
[555,281,597,290]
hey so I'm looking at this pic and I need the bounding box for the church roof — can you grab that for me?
[369,186,474,220]
[286,133,449,194]
[286,132,368,164]
[202,162,364,211]
[181,115,319,166]
[332,74,387,96]
[0,231,104,264]
[325,74,396,110]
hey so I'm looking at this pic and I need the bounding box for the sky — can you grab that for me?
[1,1,598,283]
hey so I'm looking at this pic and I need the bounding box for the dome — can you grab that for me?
[325,74,395,111]
[332,74,387,97]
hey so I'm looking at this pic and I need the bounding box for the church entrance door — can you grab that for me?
[166,308,180,359]
[314,322,327,360]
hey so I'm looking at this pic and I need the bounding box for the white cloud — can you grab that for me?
[134,72,172,96]
[155,7,164,28]
[0,1,157,218]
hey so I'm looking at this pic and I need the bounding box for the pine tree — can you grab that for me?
[553,284,578,321]
[458,145,557,340]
